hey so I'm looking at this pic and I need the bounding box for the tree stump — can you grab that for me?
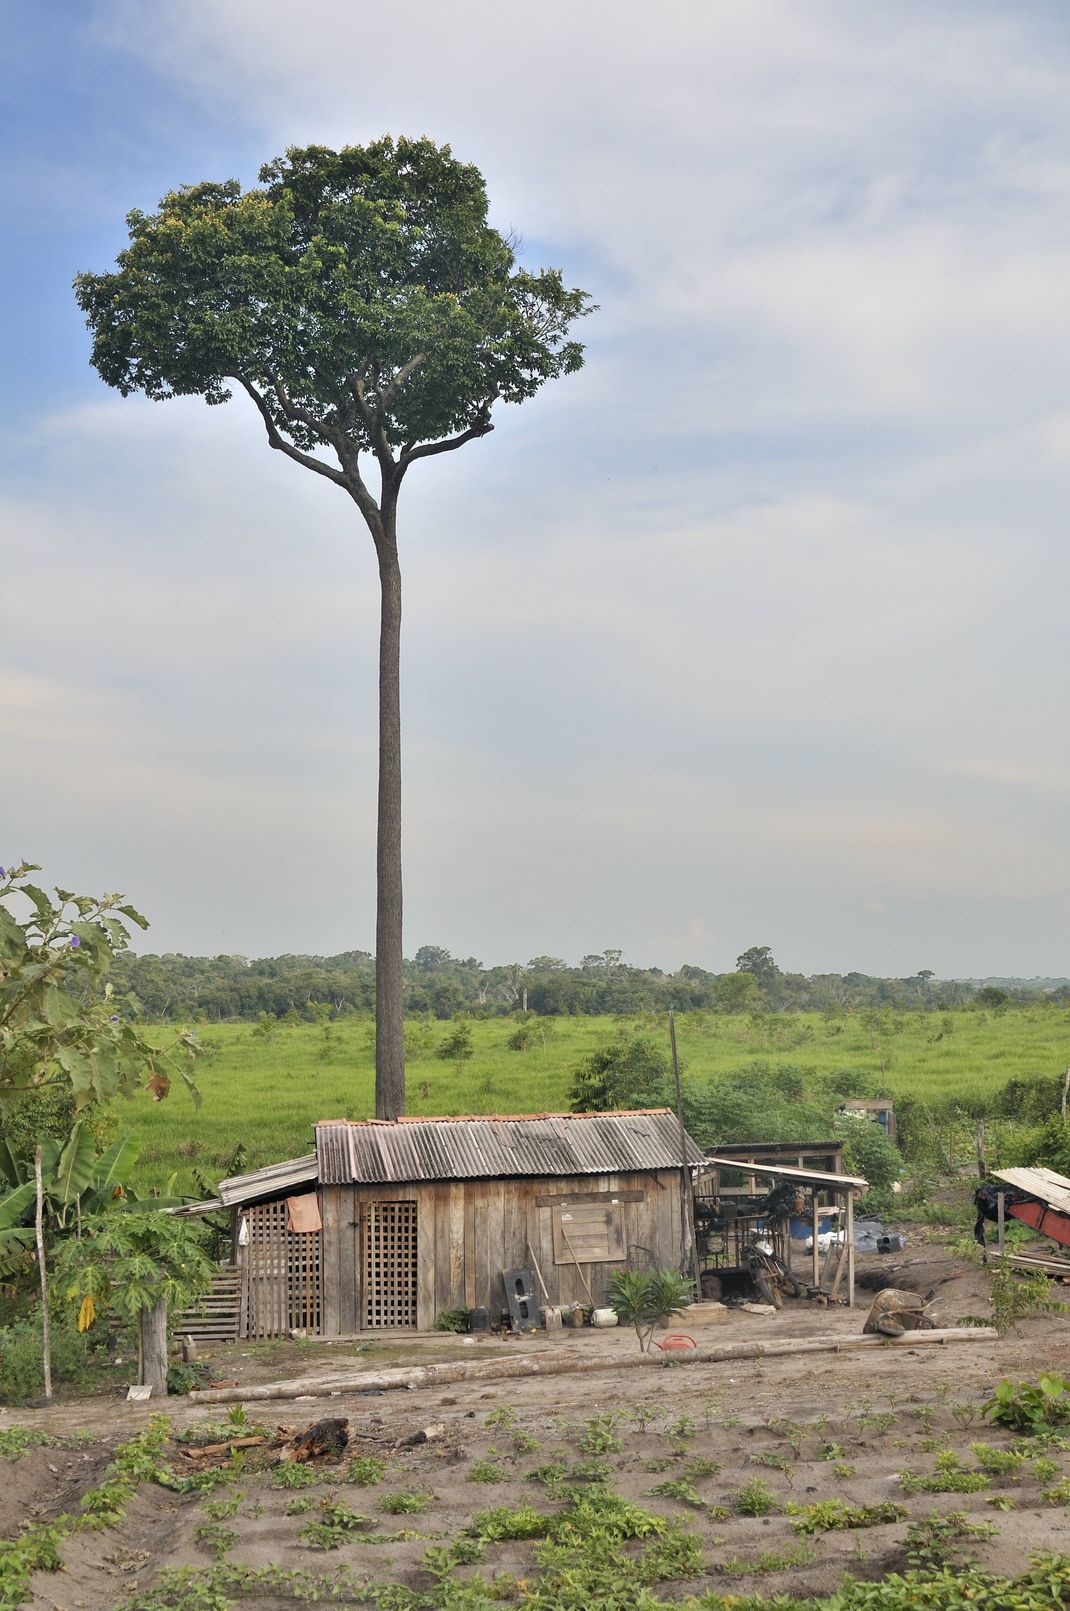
[279,1417,350,1462]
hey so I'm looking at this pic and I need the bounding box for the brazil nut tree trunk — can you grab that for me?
[75,139,590,1119]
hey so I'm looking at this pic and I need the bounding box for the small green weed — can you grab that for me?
[749,1450,793,1475]
[465,1505,549,1542]
[905,1509,997,1569]
[344,1456,386,1487]
[380,1490,434,1515]
[648,1477,702,1507]
[790,1499,907,1533]
[721,1541,816,1575]
[300,1498,372,1549]
[969,1442,1028,1479]
[194,1521,237,1560]
[734,1478,778,1516]
[272,1462,317,1489]
[580,1414,622,1454]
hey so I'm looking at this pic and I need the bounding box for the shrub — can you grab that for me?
[984,1373,1070,1434]
[0,1317,86,1405]
[433,1308,469,1333]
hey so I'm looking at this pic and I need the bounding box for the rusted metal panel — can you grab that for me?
[315,1110,703,1187]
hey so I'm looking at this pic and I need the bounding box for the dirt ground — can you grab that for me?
[9,1240,1070,1609]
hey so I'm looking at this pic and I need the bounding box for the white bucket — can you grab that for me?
[591,1307,619,1328]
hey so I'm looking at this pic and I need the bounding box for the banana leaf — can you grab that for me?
[55,1122,97,1212]
[92,1134,139,1195]
[0,1180,36,1229]
[0,1226,35,1278]
[0,1139,25,1190]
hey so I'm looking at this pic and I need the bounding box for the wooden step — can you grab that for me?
[174,1267,242,1342]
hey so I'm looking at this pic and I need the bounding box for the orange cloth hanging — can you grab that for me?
[285,1193,322,1233]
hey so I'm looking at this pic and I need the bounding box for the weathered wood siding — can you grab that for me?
[320,1170,684,1334]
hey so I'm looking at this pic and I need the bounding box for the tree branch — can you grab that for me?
[230,377,347,487]
[348,371,397,487]
[377,354,426,414]
[401,418,494,464]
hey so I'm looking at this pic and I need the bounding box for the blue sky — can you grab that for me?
[3,1,1069,976]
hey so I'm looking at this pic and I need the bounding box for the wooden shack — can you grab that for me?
[200,1109,703,1339]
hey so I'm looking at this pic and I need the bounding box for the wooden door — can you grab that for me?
[363,1200,418,1328]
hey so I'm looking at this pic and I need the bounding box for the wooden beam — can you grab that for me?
[534,1190,644,1207]
[188,1326,1000,1404]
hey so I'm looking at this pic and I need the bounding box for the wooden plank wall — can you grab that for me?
[321,1170,683,1333]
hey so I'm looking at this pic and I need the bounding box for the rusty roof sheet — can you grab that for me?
[217,1153,318,1208]
[316,1109,703,1185]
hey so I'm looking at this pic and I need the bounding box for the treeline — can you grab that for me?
[108,941,1070,1022]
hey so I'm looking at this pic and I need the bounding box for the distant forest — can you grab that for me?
[110,943,1070,1022]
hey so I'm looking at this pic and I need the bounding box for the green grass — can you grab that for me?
[116,1007,1070,1190]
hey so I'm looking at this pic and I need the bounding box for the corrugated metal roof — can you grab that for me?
[699,1156,869,1193]
[316,1110,704,1185]
[992,1166,1070,1215]
[218,1153,318,1208]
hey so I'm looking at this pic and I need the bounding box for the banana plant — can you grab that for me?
[0,1122,145,1274]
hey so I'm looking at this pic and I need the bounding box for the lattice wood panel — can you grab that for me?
[363,1201,418,1328]
[244,1199,322,1338]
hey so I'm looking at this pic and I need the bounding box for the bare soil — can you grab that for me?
[9,1239,1070,1609]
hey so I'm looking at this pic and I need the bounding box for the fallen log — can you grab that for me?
[178,1436,271,1458]
[188,1326,999,1405]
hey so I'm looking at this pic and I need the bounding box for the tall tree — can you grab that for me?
[75,138,591,1119]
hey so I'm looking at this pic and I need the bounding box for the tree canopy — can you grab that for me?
[0,862,201,1111]
[74,138,590,483]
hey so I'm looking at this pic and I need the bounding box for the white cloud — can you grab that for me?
[5,1,1070,972]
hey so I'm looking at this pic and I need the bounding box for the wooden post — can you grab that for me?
[975,1119,986,1180]
[668,1010,700,1293]
[139,1295,169,1397]
[845,1191,855,1309]
[1062,1067,1070,1125]
[997,1191,1005,1258]
[34,1145,52,1406]
[811,1196,820,1291]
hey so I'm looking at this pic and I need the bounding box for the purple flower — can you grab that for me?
[69,934,81,948]
[109,1014,120,1023]
[0,867,6,878]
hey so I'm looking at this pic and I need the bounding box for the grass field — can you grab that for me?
[117,1007,1070,1191]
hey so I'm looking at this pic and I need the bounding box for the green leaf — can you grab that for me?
[0,1227,35,1277]
[55,1122,97,1208]
[117,903,150,931]
[0,1139,26,1189]
[93,1134,140,1194]
[20,884,56,927]
[0,1180,36,1229]
[0,905,26,960]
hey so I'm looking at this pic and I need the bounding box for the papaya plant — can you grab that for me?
[605,1269,694,1353]
[54,1209,214,1393]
